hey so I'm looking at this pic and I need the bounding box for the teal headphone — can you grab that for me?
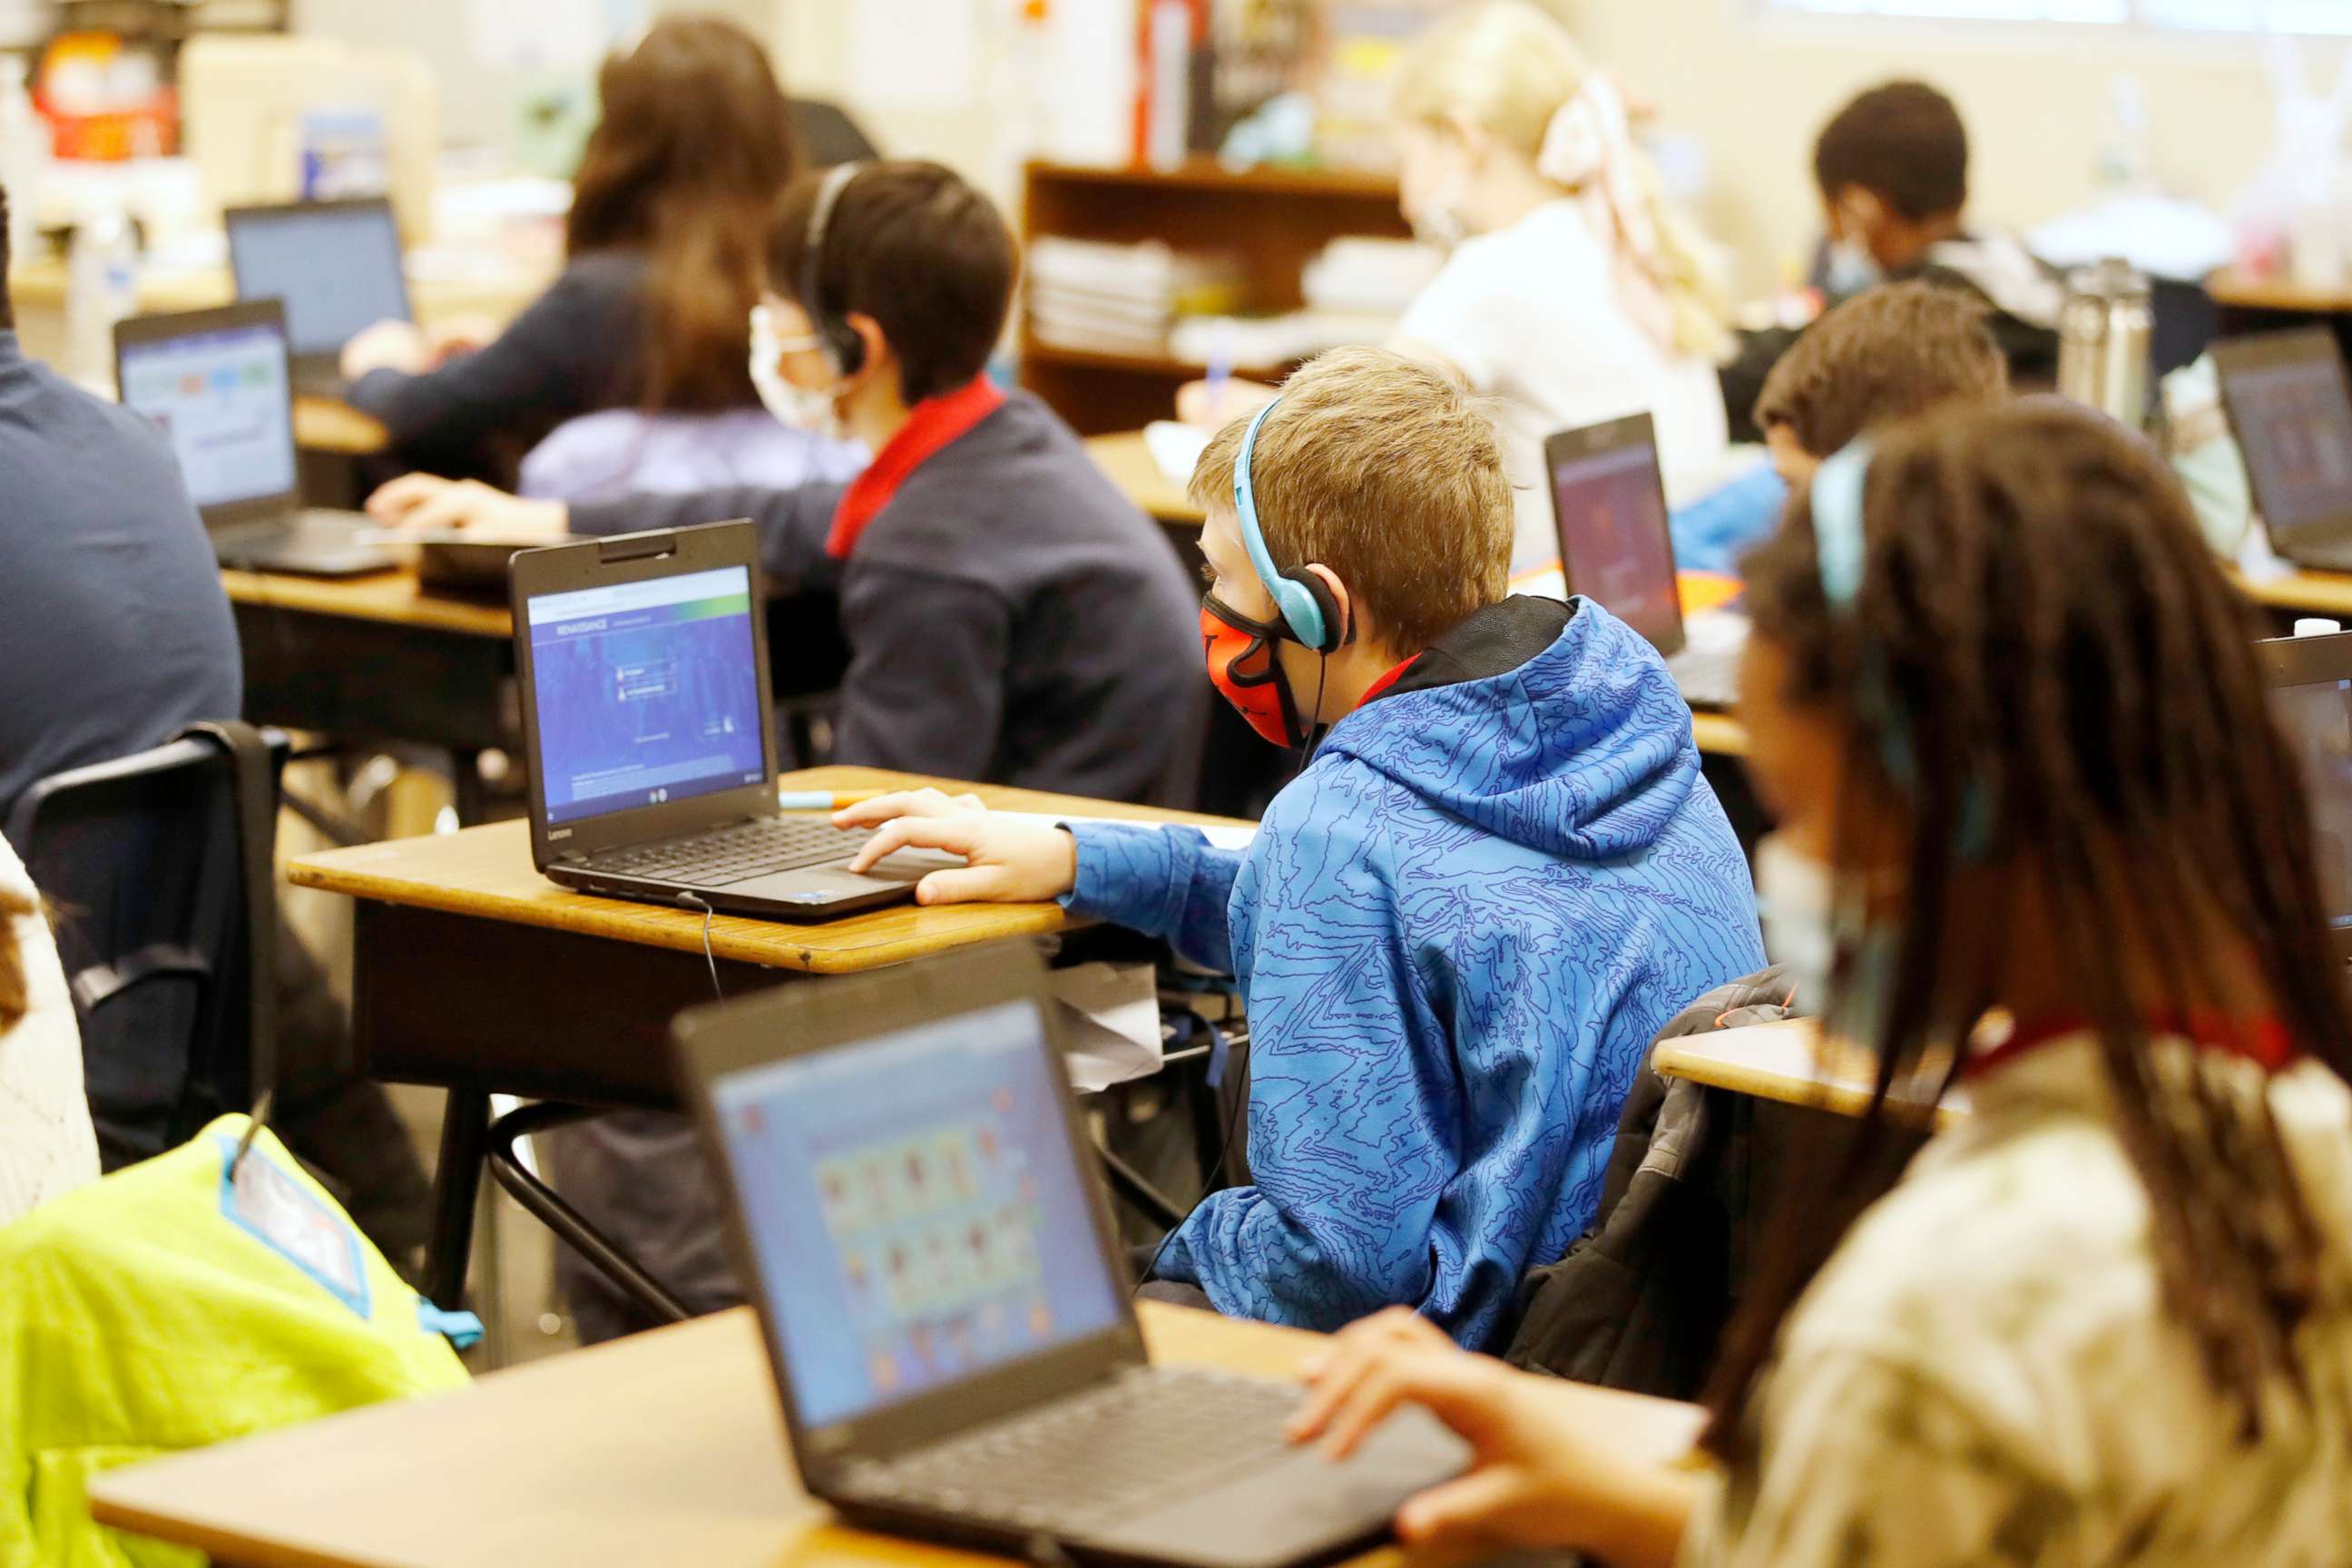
[1810,439,1995,858]
[1233,397,1343,654]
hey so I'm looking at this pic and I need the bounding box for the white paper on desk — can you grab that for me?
[1052,961,1162,1093]
[1143,420,1212,487]
[849,0,981,112]
[993,810,1258,853]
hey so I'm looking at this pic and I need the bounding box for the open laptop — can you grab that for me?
[674,945,1470,1568]
[2214,328,2352,573]
[225,198,411,396]
[2259,629,2352,964]
[1545,412,1745,709]
[114,300,394,578]
[511,522,940,921]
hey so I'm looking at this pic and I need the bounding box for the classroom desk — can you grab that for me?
[1652,1016,1968,1127]
[290,765,1254,1306]
[223,567,515,821]
[2233,564,2352,622]
[1086,430,1207,527]
[89,1302,1709,1568]
[292,394,390,456]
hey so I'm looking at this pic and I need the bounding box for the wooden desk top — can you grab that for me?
[293,394,390,456]
[1652,1017,1968,1127]
[2208,268,2352,314]
[2232,564,2352,620]
[90,1302,1705,1568]
[1086,431,1206,527]
[221,566,513,639]
[289,767,1255,976]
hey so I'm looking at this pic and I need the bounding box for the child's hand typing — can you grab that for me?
[835,790,1079,906]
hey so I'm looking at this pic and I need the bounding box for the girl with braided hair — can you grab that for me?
[1282,399,2352,1567]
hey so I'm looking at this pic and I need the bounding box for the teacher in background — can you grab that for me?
[1183,0,1732,571]
[339,17,803,482]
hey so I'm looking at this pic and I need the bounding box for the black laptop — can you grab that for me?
[2259,628,2352,965]
[673,945,1470,1568]
[225,197,412,396]
[2214,328,2352,573]
[1544,411,1745,709]
[114,300,393,578]
[510,522,946,921]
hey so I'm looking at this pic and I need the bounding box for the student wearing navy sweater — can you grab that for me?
[370,161,1202,808]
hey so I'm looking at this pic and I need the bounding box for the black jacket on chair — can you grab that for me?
[1500,967,1796,1398]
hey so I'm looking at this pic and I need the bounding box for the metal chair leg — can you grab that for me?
[483,1102,691,1326]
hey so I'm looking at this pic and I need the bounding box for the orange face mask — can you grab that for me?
[1200,595,1307,750]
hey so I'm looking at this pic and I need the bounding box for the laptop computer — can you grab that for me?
[225,197,412,396]
[114,300,394,578]
[510,522,943,921]
[2258,629,2352,964]
[1544,412,1745,709]
[673,944,1471,1568]
[2214,328,2352,573]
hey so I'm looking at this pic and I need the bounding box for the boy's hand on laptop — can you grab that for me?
[366,475,571,541]
[835,790,1078,906]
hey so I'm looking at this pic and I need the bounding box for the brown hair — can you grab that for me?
[1709,400,2352,1455]
[565,16,799,412]
[1814,80,1969,221]
[767,161,1014,405]
[0,882,34,1032]
[1189,347,1511,654]
[1754,280,2008,458]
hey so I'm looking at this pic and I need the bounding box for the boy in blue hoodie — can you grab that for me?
[839,348,1764,1348]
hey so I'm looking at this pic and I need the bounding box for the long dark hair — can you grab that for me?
[1706,400,2352,1454]
[565,16,799,412]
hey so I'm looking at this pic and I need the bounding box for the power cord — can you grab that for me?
[674,892,724,1001]
[1131,1019,1250,1298]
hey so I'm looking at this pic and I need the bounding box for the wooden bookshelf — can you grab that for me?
[1020,160,1412,435]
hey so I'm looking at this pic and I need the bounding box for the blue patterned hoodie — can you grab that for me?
[1064,596,1764,1348]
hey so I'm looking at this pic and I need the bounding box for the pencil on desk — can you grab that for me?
[777,789,887,811]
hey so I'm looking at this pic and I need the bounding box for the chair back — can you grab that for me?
[4,723,286,1170]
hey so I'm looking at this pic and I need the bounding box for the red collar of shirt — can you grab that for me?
[1966,1010,2298,1083]
[824,376,1006,560]
[1358,653,1424,707]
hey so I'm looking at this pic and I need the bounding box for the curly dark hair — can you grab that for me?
[1814,80,1968,221]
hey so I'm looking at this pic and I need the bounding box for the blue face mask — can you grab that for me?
[1823,237,1884,299]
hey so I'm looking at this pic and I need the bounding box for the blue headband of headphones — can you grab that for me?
[1810,438,1995,858]
[1233,395,1329,650]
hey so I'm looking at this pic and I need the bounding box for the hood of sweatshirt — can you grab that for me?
[1320,594,1703,862]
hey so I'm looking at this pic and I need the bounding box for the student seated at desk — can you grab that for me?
[1720,80,2063,443]
[836,347,1765,1348]
[342,19,841,486]
[1179,0,1732,571]
[1674,281,2011,572]
[1288,401,2352,1568]
[0,835,97,1230]
[371,161,1204,807]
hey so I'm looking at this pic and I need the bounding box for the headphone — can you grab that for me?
[1233,396,1344,654]
[800,162,867,376]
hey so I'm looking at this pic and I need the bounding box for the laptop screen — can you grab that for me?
[710,998,1126,1429]
[118,319,299,510]
[228,203,408,359]
[523,565,768,826]
[1550,430,1681,651]
[2227,349,2352,545]
[2270,671,2352,936]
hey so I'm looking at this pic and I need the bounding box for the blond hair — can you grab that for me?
[0,883,33,1032]
[1390,0,1728,359]
[1190,347,1511,654]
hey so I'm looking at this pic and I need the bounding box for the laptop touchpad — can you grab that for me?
[728,848,964,899]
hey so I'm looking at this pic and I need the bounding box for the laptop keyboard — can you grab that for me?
[585,818,875,887]
[1668,645,1741,708]
[836,1367,1303,1533]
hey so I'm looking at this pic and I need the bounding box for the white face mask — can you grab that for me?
[1754,832,1838,1015]
[750,301,845,439]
